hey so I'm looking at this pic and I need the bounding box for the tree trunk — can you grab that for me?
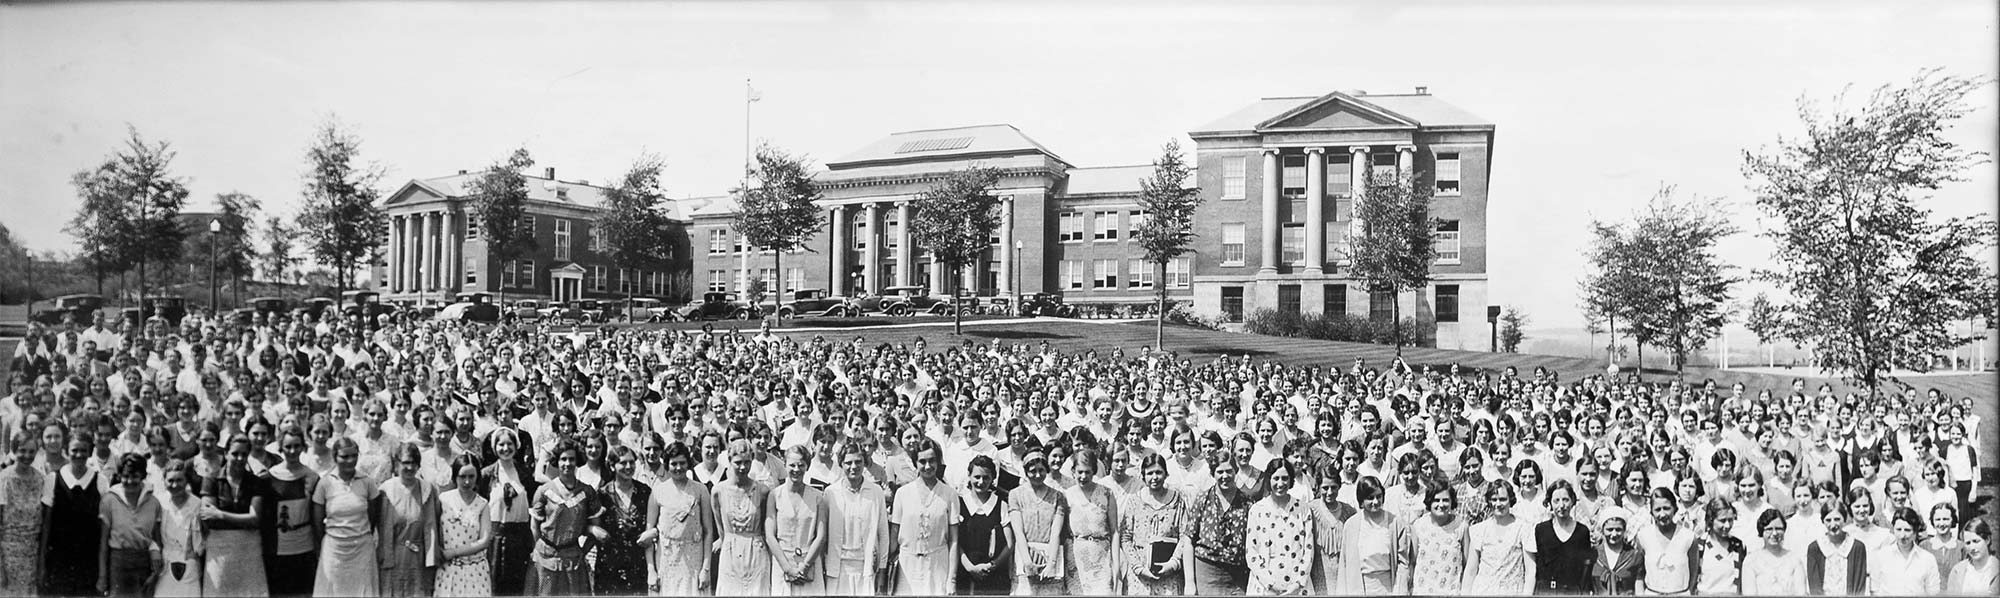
[1155,260,1168,351]
[1392,287,1403,356]
[772,248,783,328]
[952,263,963,335]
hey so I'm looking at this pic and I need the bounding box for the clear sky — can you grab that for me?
[3,0,1994,329]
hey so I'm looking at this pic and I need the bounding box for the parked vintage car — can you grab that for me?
[29,294,104,326]
[852,286,954,316]
[607,298,664,322]
[543,299,608,323]
[673,291,759,321]
[229,296,291,326]
[766,289,856,318]
[141,295,188,326]
[510,300,547,321]
[435,292,500,323]
[1018,292,1078,317]
[292,297,336,321]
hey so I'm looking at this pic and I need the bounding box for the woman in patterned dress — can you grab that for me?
[530,438,603,596]
[1402,483,1468,595]
[1189,451,1253,595]
[155,459,205,598]
[1307,461,1354,594]
[1122,453,1187,595]
[1245,457,1314,595]
[435,454,492,598]
[714,438,773,595]
[594,445,651,595]
[767,445,828,596]
[647,441,714,596]
[0,435,50,596]
[262,424,320,598]
[1462,480,1534,595]
[1065,447,1119,595]
[1011,441,1069,595]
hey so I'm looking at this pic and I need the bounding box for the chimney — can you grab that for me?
[545,167,556,180]
[457,169,467,175]
[1416,86,1429,95]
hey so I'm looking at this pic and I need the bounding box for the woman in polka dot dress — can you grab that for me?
[1245,458,1315,595]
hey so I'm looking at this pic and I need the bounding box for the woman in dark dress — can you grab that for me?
[1532,480,1596,594]
[44,430,102,597]
[955,454,1014,596]
[483,426,539,596]
[594,445,652,595]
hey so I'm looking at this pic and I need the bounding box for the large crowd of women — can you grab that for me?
[0,309,1994,596]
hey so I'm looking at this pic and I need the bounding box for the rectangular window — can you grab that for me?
[466,217,481,241]
[518,260,536,290]
[1129,210,1147,235]
[1328,152,1353,196]
[1093,259,1117,289]
[1221,286,1244,322]
[623,267,640,294]
[1127,259,1155,289]
[1325,221,1342,267]
[854,217,868,250]
[1222,157,1247,200]
[788,268,805,293]
[1059,212,1085,242]
[1062,260,1084,290]
[522,215,537,237]
[1286,199,1306,224]
[1220,223,1246,266]
[1435,152,1462,196]
[501,260,517,288]
[708,229,728,255]
[1281,223,1304,265]
[591,265,607,292]
[1093,211,1119,241]
[1370,287,1394,322]
[1435,220,1462,265]
[1167,257,1191,289]
[733,233,746,254]
[1278,284,1301,315]
[1436,284,1460,323]
[886,217,901,256]
[757,268,776,292]
[1281,154,1306,197]
[1371,151,1398,179]
[465,258,478,284]
[588,226,602,253]
[554,219,571,261]
[708,270,728,293]
[1325,284,1347,316]
[1334,198,1352,222]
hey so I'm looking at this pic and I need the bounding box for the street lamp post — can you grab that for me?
[1012,240,1023,316]
[208,218,221,316]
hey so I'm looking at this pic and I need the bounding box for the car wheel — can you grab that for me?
[778,307,794,319]
[887,305,909,317]
[732,310,750,320]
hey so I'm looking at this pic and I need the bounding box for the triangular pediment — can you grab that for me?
[1259,92,1419,130]
[383,180,448,206]
[549,263,587,274]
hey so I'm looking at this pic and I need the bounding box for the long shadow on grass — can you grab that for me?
[965,329,1073,340]
[1180,345,1277,358]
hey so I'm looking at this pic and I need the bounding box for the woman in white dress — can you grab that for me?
[825,439,890,595]
[713,439,773,595]
[311,437,381,597]
[647,441,715,596]
[153,459,203,598]
[434,455,491,598]
[891,437,959,595]
[766,445,828,596]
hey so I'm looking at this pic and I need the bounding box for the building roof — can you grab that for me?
[675,195,736,219]
[829,124,1070,168]
[1190,91,1492,135]
[402,171,615,209]
[1062,165,1154,196]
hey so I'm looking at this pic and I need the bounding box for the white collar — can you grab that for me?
[961,491,1000,515]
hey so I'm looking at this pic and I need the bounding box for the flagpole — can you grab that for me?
[742,78,754,296]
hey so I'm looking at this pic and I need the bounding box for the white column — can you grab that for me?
[1304,147,1326,275]
[1259,148,1280,274]
[863,203,882,294]
[1350,146,1370,237]
[896,201,914,286]
[444,210,460,292]
[431,211,445,291]
[1397,145,1416,176]
[417,211,433,292]
[998,196,1015,296]
[389,215,403,293]
[830,207,849,295]
[408,214,423,294]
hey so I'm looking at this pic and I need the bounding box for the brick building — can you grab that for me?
[680,124,1193,309]
[1186,88,1495,349]
[378,167,693,304]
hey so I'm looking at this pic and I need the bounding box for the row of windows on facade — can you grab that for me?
[1219,151,1465,199]
[457,215,676,262]
[700,209,1155,257]
[418,259,679,296]
[1216,283,1464,323]
[701,257,1198,294]
[1215,220,1463,266]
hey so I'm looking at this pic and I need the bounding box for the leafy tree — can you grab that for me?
[1742,70,1997,389]
[260,215,302,285]
[468,148,539,304]
[1582,186,1740,373]
[1499,306,1529,353]
[598,153,679,308]
[1133,139,1202,349]
[1744,292,1786,367]
[909,165,1003,335]
[730,143,824,324]
[298,119,387,295]
[66,127,188,302]
[1347,168,1437,355]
